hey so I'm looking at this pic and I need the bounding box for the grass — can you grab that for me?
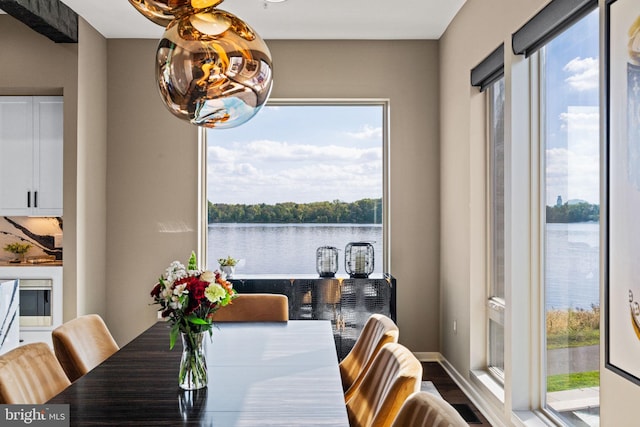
[545,307,600,393]
[547,371,600,393]
[546,306,600,349]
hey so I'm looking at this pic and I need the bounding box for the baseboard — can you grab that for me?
[438,356,507,426]
[413,352,442,362]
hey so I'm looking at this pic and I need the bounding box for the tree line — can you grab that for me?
[546,202,599,223]
[208,198,383,224]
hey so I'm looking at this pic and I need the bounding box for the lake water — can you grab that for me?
[545,222,600,310]
[207,223,383,276]
[208,222,600,310]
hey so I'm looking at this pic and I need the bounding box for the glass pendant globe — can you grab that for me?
[128,0,224,27]
[156,9,273,128]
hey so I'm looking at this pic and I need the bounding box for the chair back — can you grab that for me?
[211,294,289,322]
[391,391,468,427]
[0,342,71,404]
[52,314,119,382]
[346,342,422,427]
[340,314,399,401]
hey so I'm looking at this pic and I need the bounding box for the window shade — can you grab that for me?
[471,44,504,92]
[512,0,597,57]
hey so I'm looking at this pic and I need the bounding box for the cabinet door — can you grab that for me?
[0,97,33,216]
[33,97,63,216]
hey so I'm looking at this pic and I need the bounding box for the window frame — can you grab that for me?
[535,9,601,422]
[198,98,391,274]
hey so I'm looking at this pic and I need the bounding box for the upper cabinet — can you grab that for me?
[0,96,63,217]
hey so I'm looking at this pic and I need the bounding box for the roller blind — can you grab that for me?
[471,44,504,92]
[512,0,597,57]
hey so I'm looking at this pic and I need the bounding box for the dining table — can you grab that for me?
[48,320,350,426]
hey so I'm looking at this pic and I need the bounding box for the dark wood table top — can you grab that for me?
[49,320,349,426]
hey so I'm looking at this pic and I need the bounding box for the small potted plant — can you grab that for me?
[3,242,32,263]
[217,255,238,278]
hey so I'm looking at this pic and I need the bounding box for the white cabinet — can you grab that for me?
[0,96,63,216]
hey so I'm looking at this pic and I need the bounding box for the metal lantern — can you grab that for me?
[345,242,374,278]
[316,246,339,277]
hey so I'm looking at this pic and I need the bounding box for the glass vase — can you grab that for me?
[178,331,208,390]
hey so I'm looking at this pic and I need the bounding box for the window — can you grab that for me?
[488,77,506,379]
[204,101,387,275]
[540,8,600,425]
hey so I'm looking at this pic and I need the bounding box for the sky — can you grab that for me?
[544,9,600,206]
[205,10,600,208]
[206,104,383,205]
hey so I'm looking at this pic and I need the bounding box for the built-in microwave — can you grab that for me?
[19,279,52,327]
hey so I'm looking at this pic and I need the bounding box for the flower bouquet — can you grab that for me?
[150,252,236,389]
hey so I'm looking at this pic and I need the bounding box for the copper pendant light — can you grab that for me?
[128,0,224,26]
[130,0,273,129]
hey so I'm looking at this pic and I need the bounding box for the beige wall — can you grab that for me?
[105,39,442,352]
[106,40,199,344]
[76,19,108,317]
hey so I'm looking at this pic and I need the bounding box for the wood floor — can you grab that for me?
[422,362,493,426]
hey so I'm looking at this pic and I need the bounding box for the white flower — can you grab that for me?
[164,261,187,283]
[169,297,182,310]
[200,270,215,283]
[173,283,188,296]
[204,283,227,303]
[161,285,173,301]
[187,268,202,277]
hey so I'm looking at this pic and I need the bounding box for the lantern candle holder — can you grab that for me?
[316,246,339,277]
[345,242,374,278]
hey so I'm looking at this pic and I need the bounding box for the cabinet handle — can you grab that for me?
[27,191,30,208]
[34,191,37,208]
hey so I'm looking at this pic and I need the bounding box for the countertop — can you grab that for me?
[0,261,63,267]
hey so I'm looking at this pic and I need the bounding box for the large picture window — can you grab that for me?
[204,101,387,275]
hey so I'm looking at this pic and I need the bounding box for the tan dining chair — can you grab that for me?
[0,342,71,404]
[391,391,468,427]
[52,314,120,382]
[211,293,289,322]
[341,313,399,401]
[346,342,423,427]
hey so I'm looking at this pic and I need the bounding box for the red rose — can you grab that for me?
[180,276,209,314]
[151,282,162,297]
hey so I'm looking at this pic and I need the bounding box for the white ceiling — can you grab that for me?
[55,0,466,40]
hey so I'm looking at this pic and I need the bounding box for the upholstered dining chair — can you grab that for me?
[211,294,289,322]
[346,342,423,427]
[0,342,71,404]
[391,391,468,427]
[52,314,119,382]
[340,313,399,402]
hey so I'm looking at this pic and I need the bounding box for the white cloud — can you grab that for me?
[559,110,599,134]
[245,140,380,162]
[207,138,382,204]
[563,57,598,92]
[546,106,600,205]
[346,125,383,140]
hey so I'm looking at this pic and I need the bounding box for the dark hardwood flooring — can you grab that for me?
[422,362,493,426]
